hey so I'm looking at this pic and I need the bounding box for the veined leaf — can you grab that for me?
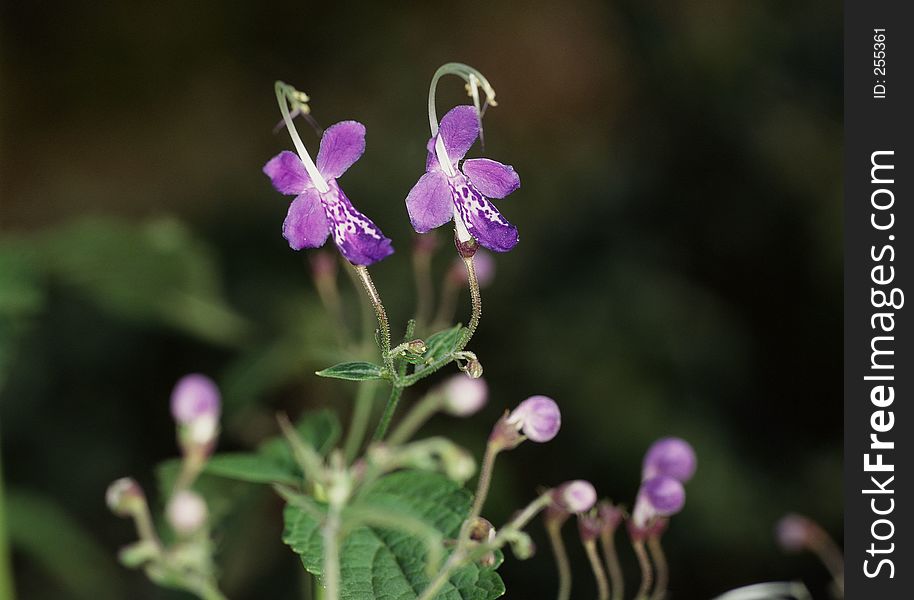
[421,325,463,367]
[316,361,386,381]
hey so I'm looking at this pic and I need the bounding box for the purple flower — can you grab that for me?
[506,395,561,442]
[405,105,520,252]
[642,437,697,483]
[264,121,394,265]
[171,374,221,425]
[631,475,686,529]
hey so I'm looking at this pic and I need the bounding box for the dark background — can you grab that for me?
[0,0,842,598]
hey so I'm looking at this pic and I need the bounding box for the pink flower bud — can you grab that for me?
[506,395,561,442]
[166,490,208,535]
[553,480,598,514]
[170,374,221,425]
[642,437,697,483]
[441,375,488,417]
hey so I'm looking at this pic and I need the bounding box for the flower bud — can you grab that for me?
[506,396,561,442]
[459,358,484,379]
[106,477,146,518]
[441,375,488,417]
[776,513,820,552]
[631,475,686,530]
[597,501,625,532]
[577,511,603,543]
[468,517,496,543]
[553,480,598,514]
[166,490,208,535]
[171,374,221,426]
[642,437,697,483]
[406,339,428,355]
[507,531,536,560]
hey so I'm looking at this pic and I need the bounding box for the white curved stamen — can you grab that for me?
[275,82,330,194]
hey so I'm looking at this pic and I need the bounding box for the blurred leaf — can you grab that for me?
[283,470,504,599]
[204,453,301,485]
[316,361,385,381]
[5,489,125,600]
[419,325,463,368]
[0,244,45,391]
[258,408,341,458]
[33,216,249,346]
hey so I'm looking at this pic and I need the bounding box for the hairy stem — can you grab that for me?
[585,540,610,600]
[600,529,625,600]
[546,520,572,600]
[647,536,668,600]
[633,540,653,600]
[371,384,404,442]
[466,442,499,529]
[457,255,482,350]
[352,265,392,372]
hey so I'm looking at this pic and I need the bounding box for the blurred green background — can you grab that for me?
[0,0,841,598]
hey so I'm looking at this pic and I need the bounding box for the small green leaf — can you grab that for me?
[204,453,301,485]
[283,470,504,600]
[316,361,386,381]
[421,325,463,366]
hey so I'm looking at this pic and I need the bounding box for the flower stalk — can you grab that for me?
[647,535,669,600]
[632,540,653,600]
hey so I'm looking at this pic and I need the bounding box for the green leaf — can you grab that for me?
[283,470,505,600]
[421,324,464,366]
[204,453,301,485]
[316,361,386,381]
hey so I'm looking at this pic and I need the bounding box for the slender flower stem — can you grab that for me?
[585,540,610,600]
[546,520,573,600]
[275,81,329,193]
[633,540,653,600]
[466,442,499,529]
[0,445,15,600]
[647,536,668,600]
[343,381,378,462]
[458,255,482,350]
[600,529,625,600]
[432,277,460,329]
[387,392,443,445]
[352,265,393,372]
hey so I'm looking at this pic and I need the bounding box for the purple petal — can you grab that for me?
[452,177,519,252]
[323,183,394,265]
[171,374,221,424]
[642,437,697,483]
[316,121,366,180]
[405,171,453,233]
[283,189,330,250]
[437,105,479,163]
[461,158,520,199]
[264,151,313,195]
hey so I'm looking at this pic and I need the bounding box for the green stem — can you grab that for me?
[465,442,498,532]
[600,529,624,600]
[0,444,15,600]
[322,510,342,600]
[371,384,404,442]
[547,521,572,600]
[633,540,653,600]
[343,381,378,462]
[457,255,481,350]
[647,536,668,600]
[352,265,392,372]
[585,540,610,600]
[387,392,443,445]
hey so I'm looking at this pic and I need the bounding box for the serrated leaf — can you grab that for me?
[421,325,463,367]
[316,361,385,381]
[283,470,504,600]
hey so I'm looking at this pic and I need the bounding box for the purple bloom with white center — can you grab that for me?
[264,121,394,265]
[642,437,697,483]
[631,475,686,529]
[405,105,520,252]
[553,480,598,513]
[507,395,561,442]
